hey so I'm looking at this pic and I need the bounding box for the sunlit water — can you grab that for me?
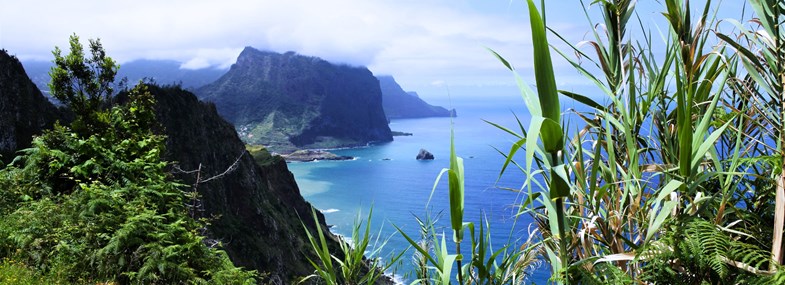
[287,96,582,283]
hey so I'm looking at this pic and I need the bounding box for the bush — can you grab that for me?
[0,36,256,284]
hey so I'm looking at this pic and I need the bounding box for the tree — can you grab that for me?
[0,35,256,284]
[48,34,118,136]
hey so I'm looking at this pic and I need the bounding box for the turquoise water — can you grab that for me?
[289,97,554,283]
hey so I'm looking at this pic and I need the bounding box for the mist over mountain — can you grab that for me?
[22,59,227,99]
[377,75,454,119]
[196,47,392,152]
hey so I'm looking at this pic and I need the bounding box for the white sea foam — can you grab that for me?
[387,272,405,285]
[320,208,340,214]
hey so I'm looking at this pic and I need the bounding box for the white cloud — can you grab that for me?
[0,0,596,98]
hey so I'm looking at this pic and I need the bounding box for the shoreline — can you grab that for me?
[275,138,401,163]
[280,149,355,162]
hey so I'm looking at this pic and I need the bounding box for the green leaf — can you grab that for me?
[515,72,543,117]
[497,138,525,183]
[487,47,514,71]
[558,90,607,112]
[655,180,684,204]
[540,117,564,153]
[527,0,560,123]
[646,201,676,243]
[690,119,732,173]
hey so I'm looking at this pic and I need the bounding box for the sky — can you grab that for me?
[0,0,747,101]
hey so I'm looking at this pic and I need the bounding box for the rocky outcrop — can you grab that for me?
[196,47,393,152]
[140,85,334,283]
[3,48,340,283]
[377,75,454,119]
[416,149,434,160]
[0,50,61,163]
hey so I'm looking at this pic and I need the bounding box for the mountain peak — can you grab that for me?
[198,48,392,152]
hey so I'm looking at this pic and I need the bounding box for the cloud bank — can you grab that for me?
[1,0,602,96]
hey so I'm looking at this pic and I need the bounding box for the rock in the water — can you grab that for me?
[391,131,413,136]
[416,149,434,160]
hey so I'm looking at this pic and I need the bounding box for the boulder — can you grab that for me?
[416,148,434,160]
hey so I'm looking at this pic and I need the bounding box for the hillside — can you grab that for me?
[2,47,337,283]
[377,75,454,119]
[141,85,335,283]
[196,47,392,152]
[0,50,61,162]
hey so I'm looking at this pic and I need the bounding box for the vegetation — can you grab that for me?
[246,144,278,166]
[300,207,403,285]
[196,47,392,151]
[0,35,255,284]
[489,0,785,283]
[304,0,785,284]
[5,0,785,284]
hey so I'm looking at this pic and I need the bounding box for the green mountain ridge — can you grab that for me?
[1,49,339,283]
[139,85,335,283]
[196,47,393,152]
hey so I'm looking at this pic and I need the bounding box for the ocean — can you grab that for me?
[287,96,577,283]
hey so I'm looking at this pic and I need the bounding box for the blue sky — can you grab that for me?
[0,0,749,100]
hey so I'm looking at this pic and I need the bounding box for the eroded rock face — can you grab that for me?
[196,47,392,152]
[141,85,334,283]
[416,148,435,160]
[0,50,60,163]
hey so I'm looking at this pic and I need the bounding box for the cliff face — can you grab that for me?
[377,75,454,119]
[2,52,331,282]
[196,47,392,152]
[144,85,331,283]
[0,50,60,162]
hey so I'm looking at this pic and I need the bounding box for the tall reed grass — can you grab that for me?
[303,0,785,283]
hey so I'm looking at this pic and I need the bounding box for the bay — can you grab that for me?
[289,96,554,283]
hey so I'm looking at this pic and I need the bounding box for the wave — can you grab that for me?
[320,208,340,214]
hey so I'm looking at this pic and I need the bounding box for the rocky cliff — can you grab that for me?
[377,75,454,119]
[2,50,335,282]
[140,85,334,283]
[196,47,392,152]
[0,50,61,163]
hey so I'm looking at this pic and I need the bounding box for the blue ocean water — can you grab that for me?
[289,96,561,283]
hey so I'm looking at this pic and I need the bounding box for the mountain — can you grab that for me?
[377,75,454,119]
[3,48,337,283]
[22,59,226,99]
[115,59,226,89]
[196,47,392,152]
[139,85,334,283]
[0,50,61,162]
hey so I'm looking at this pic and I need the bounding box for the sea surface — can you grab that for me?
[288,96,586,283]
